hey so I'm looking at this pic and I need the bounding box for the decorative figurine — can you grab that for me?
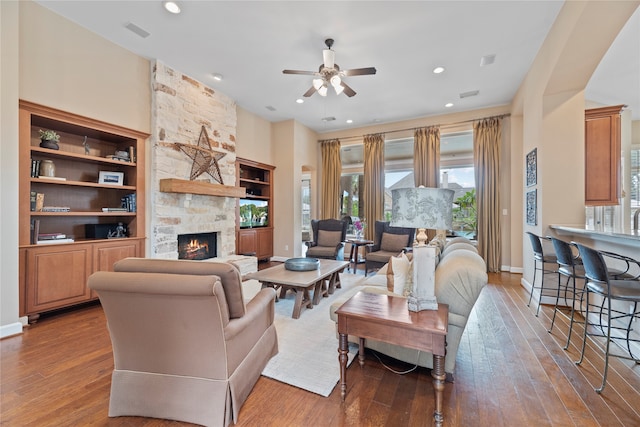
[108,222,127,239]
[83,136,90,155]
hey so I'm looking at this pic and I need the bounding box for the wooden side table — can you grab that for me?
[336,291,448,426]
[346,239,373,274]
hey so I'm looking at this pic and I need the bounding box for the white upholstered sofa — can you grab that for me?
[330,237,487,376]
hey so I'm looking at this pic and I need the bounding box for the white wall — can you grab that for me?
[0,1,152,335]
[512,0,639,291]
[0,1,22,338]
[236,106,273,165]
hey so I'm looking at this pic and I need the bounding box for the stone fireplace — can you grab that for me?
[177,232,218,260]
[149,61,238,259]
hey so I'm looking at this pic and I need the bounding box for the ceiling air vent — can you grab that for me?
[459,90,479,99]
[124,22,151,39]
[480,54,496,66]
[265,106,277,111]
[321,116,336,122]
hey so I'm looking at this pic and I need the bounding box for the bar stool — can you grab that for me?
[548,237,585,349]
[526,232,559,316]
[574,243,640,393]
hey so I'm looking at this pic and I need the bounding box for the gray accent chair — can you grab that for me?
[305,218,348,260]
[364,220,415,275]
[88,258,278,427]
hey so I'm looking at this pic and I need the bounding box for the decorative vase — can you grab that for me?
[39,160,56,177]
[356,230,363,239]
[39,139,59,150]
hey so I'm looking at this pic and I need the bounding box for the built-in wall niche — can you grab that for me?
[177,232,218,260]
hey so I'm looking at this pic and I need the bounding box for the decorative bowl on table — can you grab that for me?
[284,257,320,271]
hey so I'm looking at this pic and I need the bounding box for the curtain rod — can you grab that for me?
[318,113,510,143]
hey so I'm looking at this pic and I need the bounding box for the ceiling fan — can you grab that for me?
[283,38,377,98]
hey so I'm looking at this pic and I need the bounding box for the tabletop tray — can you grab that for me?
[284,257,320,271]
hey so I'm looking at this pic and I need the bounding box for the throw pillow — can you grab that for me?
[386,252,411,295]
[380,232,410,253]
[317,230,342,247]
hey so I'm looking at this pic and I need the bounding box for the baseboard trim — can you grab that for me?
[0,321,23,339]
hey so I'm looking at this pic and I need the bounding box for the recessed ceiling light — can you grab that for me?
[212,73,223,81]
[164,1,181,14]
[433,66,445,74]
[346,119,353,124]
[445,103,454,108]
[296,98,304,104]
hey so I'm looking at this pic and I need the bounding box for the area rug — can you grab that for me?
[243,272,364,397]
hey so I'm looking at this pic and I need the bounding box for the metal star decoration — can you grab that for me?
[173,125,226,184]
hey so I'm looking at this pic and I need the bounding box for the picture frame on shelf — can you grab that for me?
[526,189,537,225]
[99,171,124,186]
[526,148,537,187]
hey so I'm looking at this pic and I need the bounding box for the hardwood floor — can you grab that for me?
[2,272,639,426]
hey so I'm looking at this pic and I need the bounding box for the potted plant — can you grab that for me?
[38,129,60,150]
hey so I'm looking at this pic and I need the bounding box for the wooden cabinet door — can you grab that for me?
[257,228,274,260]
[237,229,258,256]
[25,244,92,316]
[585,105,623,205]
[93,239,142,272]
[92,239,142,298]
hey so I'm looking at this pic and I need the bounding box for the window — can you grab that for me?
[631,148,639,229]
[301,178,311,233]
[340,130,475,237]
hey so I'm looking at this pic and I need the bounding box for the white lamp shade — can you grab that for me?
[390,187,455,230]
[318,84,328,96]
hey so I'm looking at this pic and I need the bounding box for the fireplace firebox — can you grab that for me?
[177,232,217,260]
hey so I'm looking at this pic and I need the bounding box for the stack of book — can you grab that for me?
[37,232,74,244]
[30,220,75,244]
[42,206,71,212]
[121,193,136,212]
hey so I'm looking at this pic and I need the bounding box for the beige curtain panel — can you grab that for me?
[414,126,440,187]
[320,139,341,219]
[473,117,502,272]
[363,133,385,240]
[414,126,441,241]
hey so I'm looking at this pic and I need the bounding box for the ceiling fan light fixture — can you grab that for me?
[313,78,324,90]
[318,85,328,97]
[330,75,341,87]
[323,49,335,69]
[334,84,344,95]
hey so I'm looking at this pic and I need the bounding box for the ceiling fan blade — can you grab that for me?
[340,81,356,97]
[303,86,317,97]
[283,69,318,76]
[341,67,377,77]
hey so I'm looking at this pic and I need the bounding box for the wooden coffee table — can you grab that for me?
[336,291,448,426]
[246,259,348,319]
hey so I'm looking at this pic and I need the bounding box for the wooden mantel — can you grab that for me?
[159,178,246,198]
